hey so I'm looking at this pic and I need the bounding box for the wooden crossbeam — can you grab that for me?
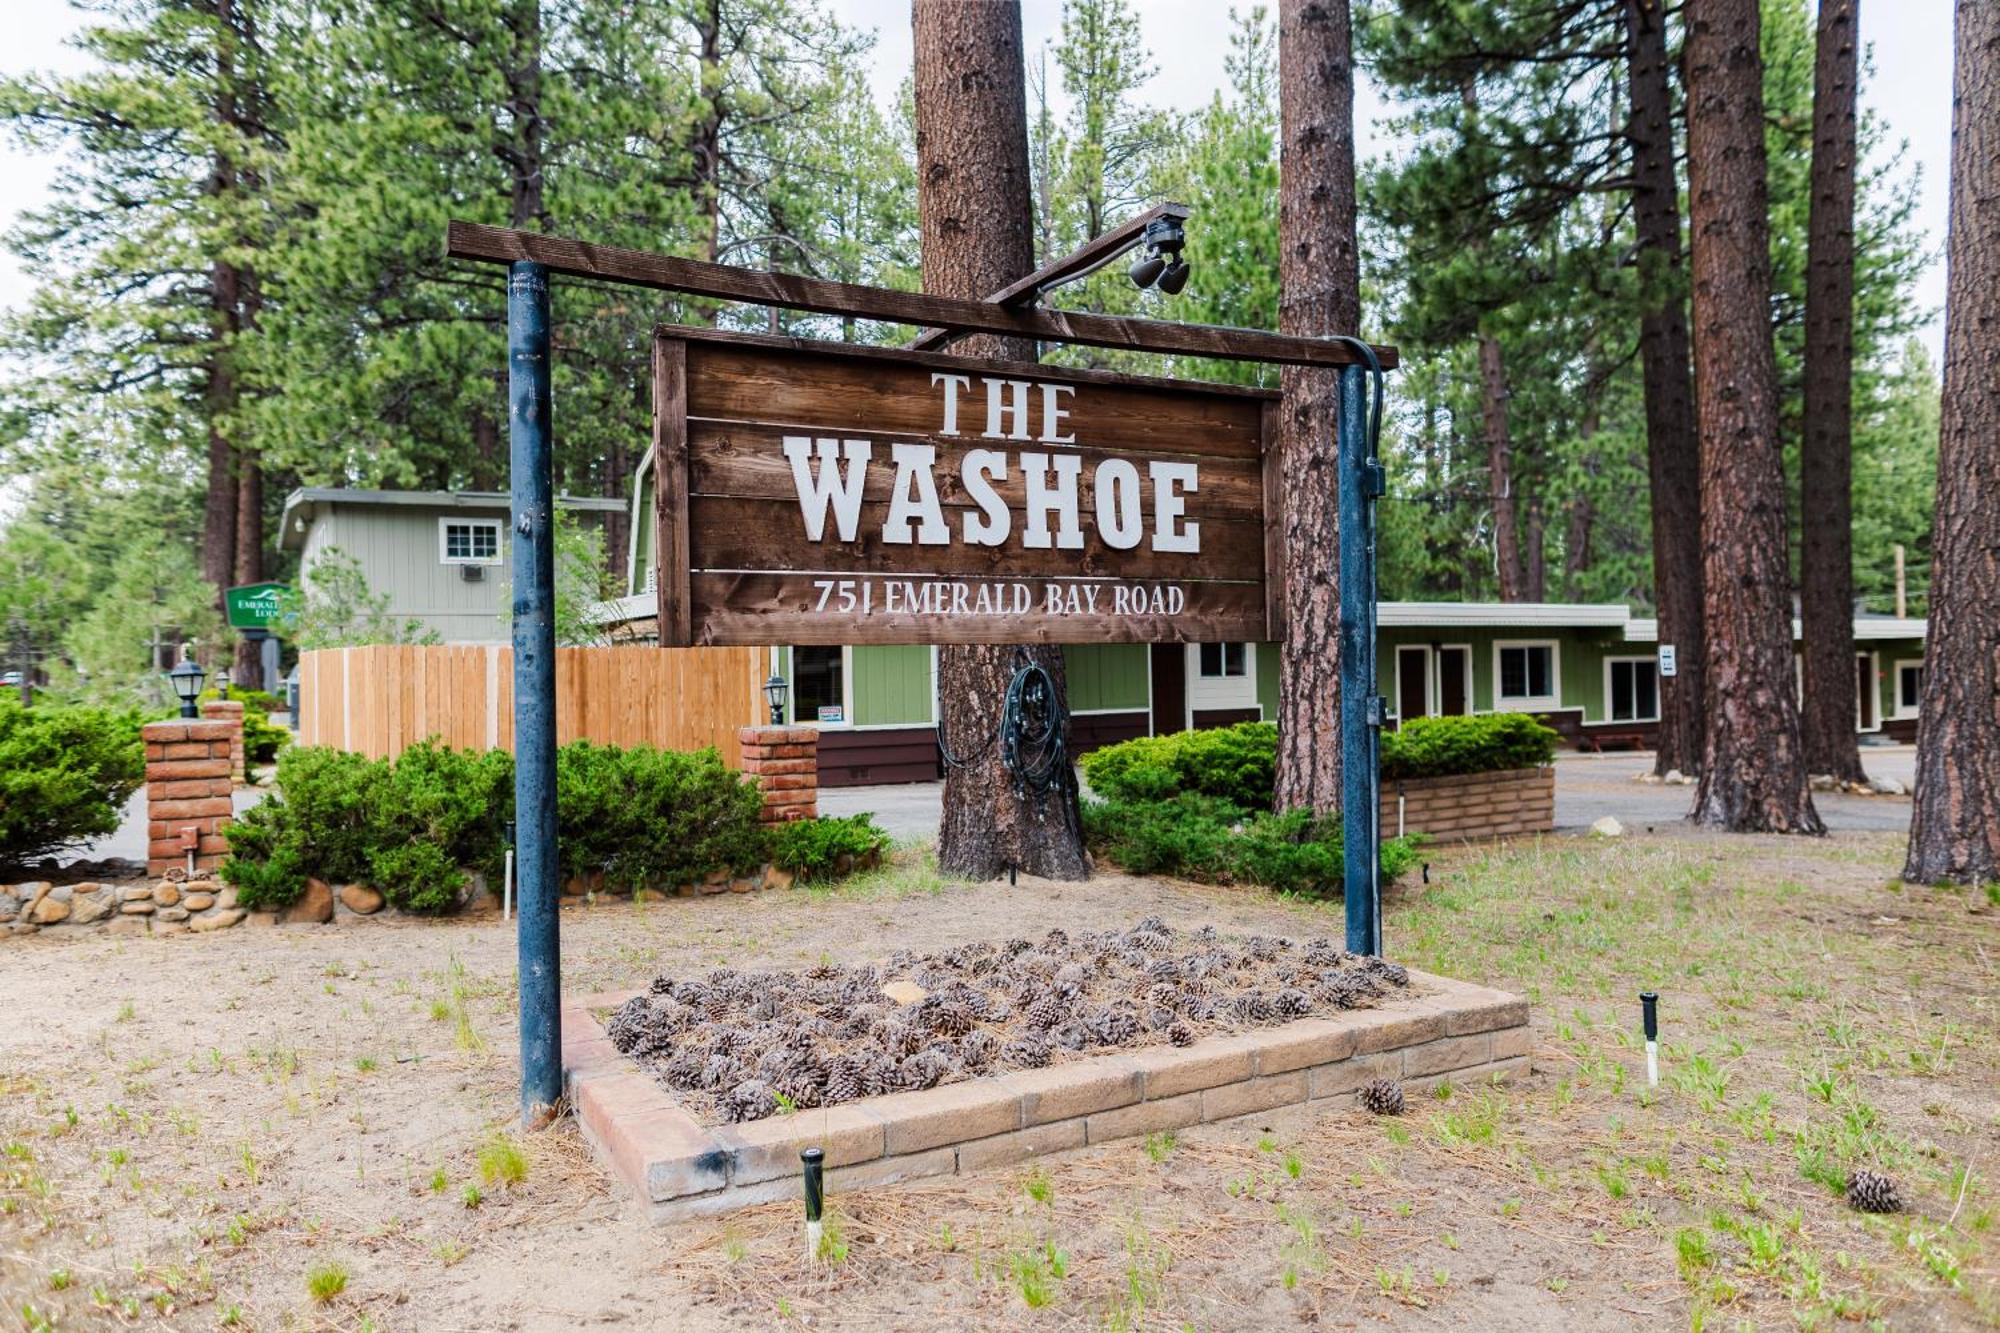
[908,202,1190,352]
[446,220,1397,370]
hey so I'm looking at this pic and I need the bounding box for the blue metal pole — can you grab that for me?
[509,260,561,1126]
[1338,362,1384,956]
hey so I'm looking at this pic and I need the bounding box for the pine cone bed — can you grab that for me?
[609,921,1419,1125]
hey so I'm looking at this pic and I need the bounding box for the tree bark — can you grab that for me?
[915,0,1087,881]
[1904,0,2000,884]
[1684,0,1823,833]
[1522,495,1546,602]
[1478,334,1527,601]
[1273,0,1361,816]
[1626,0,1705,778]
[200,0,242,619]
[1799,0,1866,785]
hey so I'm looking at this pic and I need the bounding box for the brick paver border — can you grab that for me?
[563,972,1530,1223]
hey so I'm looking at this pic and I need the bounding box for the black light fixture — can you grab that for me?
[167,647,206,719]
[216,666,230,701]
[1128,215,1188,292]
[764,671,789,726]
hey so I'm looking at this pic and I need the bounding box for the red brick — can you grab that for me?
[182,721,234,741]
[150,797,234,821]
[754,773,815,792]
[141,722,190,743]
[198,833,231,854]
[145,758,231,781]
[746,756,815,776]
[148,838,190,861]
[162,742,212,760]
[147,778,230,801]
[145,743,167,760]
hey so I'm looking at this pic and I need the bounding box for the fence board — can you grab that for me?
[295,645,761,764]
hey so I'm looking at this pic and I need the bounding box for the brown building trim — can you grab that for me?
[816,728,941,788]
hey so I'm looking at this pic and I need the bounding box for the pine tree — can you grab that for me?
[1683,0,1821,834]
[1904,0,2000,885]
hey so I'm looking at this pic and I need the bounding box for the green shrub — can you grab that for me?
[555,741,765,887]
[769,814,891,882]
[1082,794,1420,894]
[239,708,291,766]
[268,746,384,884]
[368,841,465,915]
[0,701,145,866]
[1381,713,1558,780]
[1080,721,1277,807]
[375,741,511,900]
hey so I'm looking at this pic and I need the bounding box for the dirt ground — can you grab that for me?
[2,830,1994,1330]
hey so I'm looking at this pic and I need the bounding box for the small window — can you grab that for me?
[439,518,502,565]
[791,647,845,725]
[1498,643,1554,702]
[1897,663,1924,713]
[1608,659,1660,722]
[1198,643,1247,678]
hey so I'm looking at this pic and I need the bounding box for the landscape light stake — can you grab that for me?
[1641,991,1660,1087]
[801,1147,825,1262]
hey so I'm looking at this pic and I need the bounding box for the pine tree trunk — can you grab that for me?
[1523,496,1546,602]
[1684,0,1823,834]
[1273,0,1360,816]
[1478,334,1527,601]
[1799,0,1866,785]
[1626,0,1706,778]
[915,0,1087,881]
[200,0,242,617]
[1903,0,2000,884]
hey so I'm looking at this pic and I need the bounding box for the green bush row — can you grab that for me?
[221,740,885,913]
[1080,793,1422,894]
[0,701,146,867]
[1080,714,1558,808]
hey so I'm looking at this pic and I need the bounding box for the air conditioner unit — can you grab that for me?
[460,563,486,582]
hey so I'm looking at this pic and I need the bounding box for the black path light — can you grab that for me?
[167,646,206,719]
[764,670,789,726]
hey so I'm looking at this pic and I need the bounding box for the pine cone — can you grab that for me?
[959,1029,999,1070]
[883,1022,926,1055]
[1054,963,1087,997]
[605,997,651,1054]
[1051,1020,1090,1052]
[806,960,840,981]
[699,1051,743,1090]
[859,1056,897,1097]
[1366,957,1410,987]
[721,1078,778,1123]
[1231,992,1274,1024]
[648,976,675,996]
[823,1056,863,1105]
[1358,1078,1405,1116]
[1024,994,1065,1030]
[1275,988,1313,1018]
[747,996,785,1023]
[1167,1019,1196,1047]
[1135,915,1170,937]
[899,1049,949,1090]
[1085,1004,1142,1047]
[1302,939,1341,966]
[1146,957,1181,983]
[932,1000,974,1036]
[1846,1170,1904,1214]
[1126,929,1168,954]
[1004,1033,1052,1068]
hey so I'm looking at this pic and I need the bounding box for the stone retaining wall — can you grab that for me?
[563,971,1531,1222]
[2,878,247,937]
[1379,766,1554,842]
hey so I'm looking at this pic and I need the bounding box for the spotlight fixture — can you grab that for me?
[1127,215,1188,293]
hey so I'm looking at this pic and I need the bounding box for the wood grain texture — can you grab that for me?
[653,338,692,646]
[446,221,1397,370]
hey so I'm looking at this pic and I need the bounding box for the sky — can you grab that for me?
[0,1,1958,362]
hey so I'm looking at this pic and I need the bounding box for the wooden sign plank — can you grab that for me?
[654,329,1284,648]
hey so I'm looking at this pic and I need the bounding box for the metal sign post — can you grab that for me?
[1336,357,1385,957]
[509,259,562,1127]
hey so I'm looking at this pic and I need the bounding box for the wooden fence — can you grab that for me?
[297,645,765,763]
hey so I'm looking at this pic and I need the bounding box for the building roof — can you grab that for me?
[279,487,626,551]
[1623,615,1925,643]
[1377,601,1632,629]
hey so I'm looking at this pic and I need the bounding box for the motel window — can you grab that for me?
[439,518,502,565]
[1897,662,1924,715]
[792,647,846,725]
[1608,658,1660,723]
[1497,643,1556,704]
[1198,642,1247,679]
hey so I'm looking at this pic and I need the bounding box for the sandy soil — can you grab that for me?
[1,832,1993,1330]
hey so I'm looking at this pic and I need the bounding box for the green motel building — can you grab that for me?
[609,488,1926,785]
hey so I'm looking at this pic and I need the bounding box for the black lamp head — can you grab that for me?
[1128,215,1189,292]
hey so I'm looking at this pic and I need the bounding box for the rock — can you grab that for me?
[153,921,190,937]
[120,900,155,915]
[1589,816,1625,838]
[631,888,665,904]
[213,886,238,911]
[153,883,182,908]
[1663,769,1690,785]
[1868,776,1907,796]
[190,908,245,933]
[124,885,155,903]
[1809,773,1837,792]
[697,879,728,895]
[162,866,188,883]
[28,895,70,925]
[881,980,927,1007]
[280,878,335,925]
[727,877,755,893]
[8,921,38,937]
[0,890,18,922]
[105,916,149,938]
[762,865,795,892]
[182,879,221,896]
[245,911,278,928]
[338,884,385,915]
[46,884,73,904]
[1635,772,1662,785]
[68,891,115,926]
[675,883,698,898]
[156,906,189,923]
[182,892,215,912]
[19,882,52,909]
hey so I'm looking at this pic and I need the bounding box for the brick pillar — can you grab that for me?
[142,720,238,877]
[199,698,247,783]
[738,725,818,823]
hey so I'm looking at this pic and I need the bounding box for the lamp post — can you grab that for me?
[764,672,789,726]
[167,648,206,719]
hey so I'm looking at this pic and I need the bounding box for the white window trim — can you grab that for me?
[1492,638,1561,711]
[1856,650,1881,733]
[1183,642,1259,731]
[786,645,853,729]
[1195,641,1250,680]
[1891,657,1924,720]
[438,516,504,566]
[1602,655,1661,724]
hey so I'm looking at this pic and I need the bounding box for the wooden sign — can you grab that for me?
[652,328,1282,646]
